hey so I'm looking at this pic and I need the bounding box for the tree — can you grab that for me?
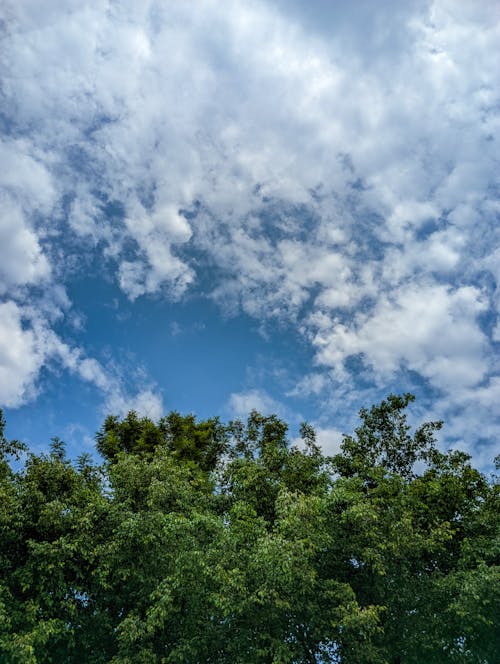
[96,410,228,471]
[0,397,498,663]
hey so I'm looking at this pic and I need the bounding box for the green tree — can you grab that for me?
[329,395,499,663]
[0,434,108,662]
[0,397,498,663]
[96,410,228,471]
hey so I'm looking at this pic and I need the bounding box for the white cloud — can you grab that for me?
[288,372,329,399]
[106,388,164,421]
[0,138,56,210]
[0,300,164,418]
[314,427,344,457]
[0,302,45,407]
[228,389,284,419]
[311,284,489,391]
[53,340,165,418]
[0,139,55,295]
[118,202,194,300]
[291,423,344,457]
[0,195,50,294]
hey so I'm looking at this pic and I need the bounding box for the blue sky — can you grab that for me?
[1,0,499,468]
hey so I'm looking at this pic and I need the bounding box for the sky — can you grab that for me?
[0,0,499,468]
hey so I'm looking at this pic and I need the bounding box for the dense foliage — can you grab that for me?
[0,395,498,663]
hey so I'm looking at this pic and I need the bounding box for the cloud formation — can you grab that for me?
[228,388,287,421]
[1,0,499,457]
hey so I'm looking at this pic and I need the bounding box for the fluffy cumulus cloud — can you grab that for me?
[1,0,499,457]
[0,139,54,294]
[228,389,287,420]
[309,283,489,389]
[0,302,45,407]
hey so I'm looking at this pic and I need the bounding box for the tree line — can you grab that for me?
[0,394,498,663]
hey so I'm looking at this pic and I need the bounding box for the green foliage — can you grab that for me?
[96,410,227,471]
[0,396,498,662]
[332,393,443,480]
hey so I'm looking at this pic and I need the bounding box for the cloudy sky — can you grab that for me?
[1,0,499,466]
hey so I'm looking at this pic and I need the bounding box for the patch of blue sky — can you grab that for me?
[4,366,102,461]
[4,256,318,458]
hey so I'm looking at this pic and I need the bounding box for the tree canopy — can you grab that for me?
[0,395,498,663]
